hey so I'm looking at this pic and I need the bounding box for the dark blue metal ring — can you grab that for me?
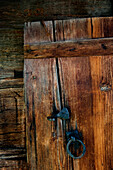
[66,137,86,159]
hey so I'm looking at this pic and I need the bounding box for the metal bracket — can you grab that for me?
[47,107,86,159]
[47,107,70,121]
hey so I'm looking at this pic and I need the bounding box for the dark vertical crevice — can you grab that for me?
[52,20,56,42]
[52,19,63,109]
[56,58,63,110]
[32,92,37,167]
[91,18,93,38]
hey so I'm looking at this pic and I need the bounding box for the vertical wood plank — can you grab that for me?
[24,21,53,45]
[90,56,105,170]
[54,20,64,41]
[58,57,95,170]
[54,18,92,41]
[24,58,64,170]
[90,55,113,170]
[92,17,113,38]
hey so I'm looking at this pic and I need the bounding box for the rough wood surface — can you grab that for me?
[92,17,113,38]
[0,14,113,168]
[24,58,64,169]
[0,0,113,24]
[54,18,92,41]
[58,57,95,169]
[25,56,113,170]
[90,56,113,170]
[24,17,113,170]
[0,24,25,163]
[0,87,25,159]
[24,37,113,59]
[0,160,28,170]
[24,21,53,45]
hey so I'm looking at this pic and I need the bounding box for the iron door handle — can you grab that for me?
[66,136,86,159]
[47,107,86,159]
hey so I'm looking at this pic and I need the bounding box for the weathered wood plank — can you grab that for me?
[24,58,62,169]
[0,87,25,149]
[24,38,113,59]
[0,160,28,169]
[0,88,24,98]
[90,55,113,170]
[0,27,24,81]
[24,21,53,45]
[92,17,113,38]
[55,18,92,41]
[58,57,95,169]
[0,148,26,160]
[0,78,23,89]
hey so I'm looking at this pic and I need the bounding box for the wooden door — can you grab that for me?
[24,18,113,170]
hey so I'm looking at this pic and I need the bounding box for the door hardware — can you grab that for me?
[47,107,70,121]
[47,107,86,159]
[66,128,86,159]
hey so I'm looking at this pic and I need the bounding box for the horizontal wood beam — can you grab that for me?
[24,37,113,59]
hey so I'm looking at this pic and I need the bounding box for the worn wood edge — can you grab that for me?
[0,88,24,98]
[0,78,24,89]
[0,148,26,160]
[24,37,113,59]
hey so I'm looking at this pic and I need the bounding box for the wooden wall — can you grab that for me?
[0,0,113,169]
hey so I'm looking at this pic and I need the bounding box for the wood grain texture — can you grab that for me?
[0,0,113,24]
[0,160,28,170]
[0,78,23,89]
[24,37,113,59]
[24,17,113,170]
[58,57,95,170]
[55,18,92,41]
[0,24,26,163]
[24,21,53,45]
[90,56,113,170]
[92,17,113,38]
[24,58,64,169]
[0,87,25,159]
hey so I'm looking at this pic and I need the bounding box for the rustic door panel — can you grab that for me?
[24,58,68,170]
[90,56,113,170]
[24,18,113,170]
[58,57,95,170]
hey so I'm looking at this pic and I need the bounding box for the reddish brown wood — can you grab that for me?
[55,18,92,41]
[24,58,67,169]
[24,17,113,170]
[92,17,113,38]
[24,38,113,59]
[58,57,95,169]
[90,56,113,170]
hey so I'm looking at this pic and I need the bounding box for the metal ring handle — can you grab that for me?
[67,137,86,159]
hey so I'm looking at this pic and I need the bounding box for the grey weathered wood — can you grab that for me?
[24,21,53,45]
